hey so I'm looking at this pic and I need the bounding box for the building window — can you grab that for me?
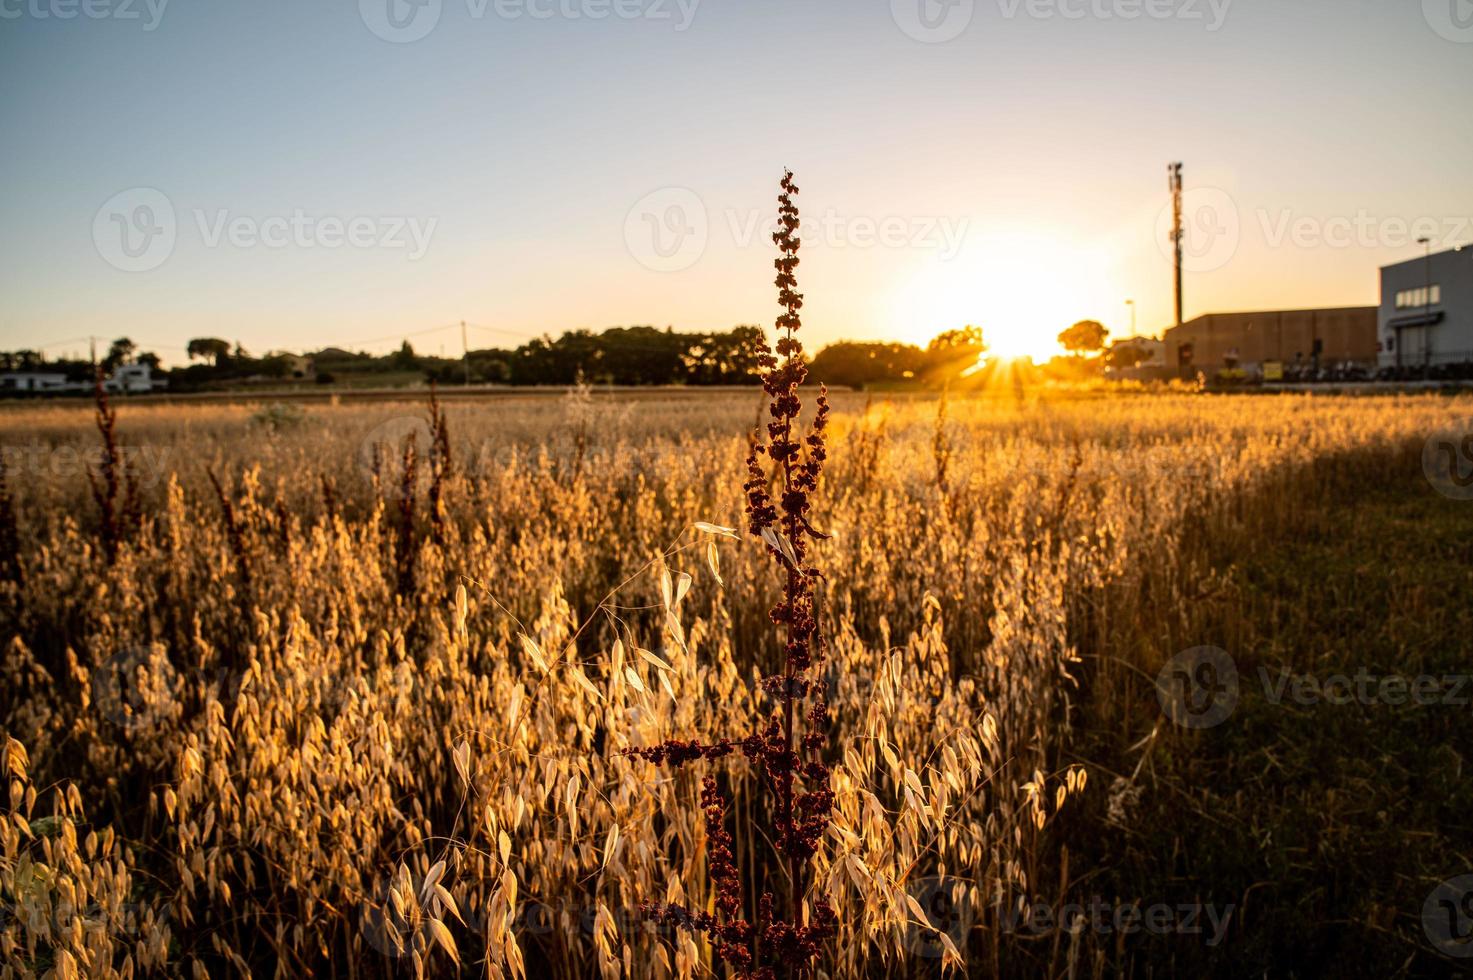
[1395,285,1442,309]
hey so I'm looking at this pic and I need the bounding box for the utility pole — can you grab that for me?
[1168,162,1184,332]
[1418,236,1433,370]
[461,320,470,386]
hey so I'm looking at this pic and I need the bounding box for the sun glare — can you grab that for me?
[889,236,1116,363]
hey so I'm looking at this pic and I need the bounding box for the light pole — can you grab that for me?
[1125,299,1136,337]
[1168,163,1184,332]
[1418,236,1433,369]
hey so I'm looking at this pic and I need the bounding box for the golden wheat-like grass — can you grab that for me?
[0,389,1463,978]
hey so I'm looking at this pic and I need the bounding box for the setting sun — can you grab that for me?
[888,234,1119,362]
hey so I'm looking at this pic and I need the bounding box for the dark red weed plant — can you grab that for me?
[88,374,139,565]
[626,170,836,978]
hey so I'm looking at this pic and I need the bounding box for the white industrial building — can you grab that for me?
[1378,246,1473,370]
[102,362,164,394]
[0,371,70,393]
[0,362,165,397]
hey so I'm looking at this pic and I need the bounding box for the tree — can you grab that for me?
[103,337,137,371]
[187,337,231,366]
[257,353,292,379]
[136,351,162,371]
[1058,320,1108,354]
[924,325,987,380]
[683,325,768,384]
[809,341,927,389]
[391,340,419,371]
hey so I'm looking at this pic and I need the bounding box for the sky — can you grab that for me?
[1,0,1471,364]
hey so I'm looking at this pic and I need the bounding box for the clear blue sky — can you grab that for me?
[2,0,1471,362]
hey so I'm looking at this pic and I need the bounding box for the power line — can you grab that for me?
[320,323,464,351]
[8,322,767,361]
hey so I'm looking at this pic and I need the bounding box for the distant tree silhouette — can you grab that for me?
[809,341,928,389]
[187,337,231,366]
[391,340,420,371]
[924,325,987,380]
[1058,320,1108,354]
[103,337,137,371]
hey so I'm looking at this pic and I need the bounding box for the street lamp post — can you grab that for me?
[1418,236,1433,370]
[1125,299,1136,338]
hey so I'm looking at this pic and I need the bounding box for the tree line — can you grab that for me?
[5,319,1161,391]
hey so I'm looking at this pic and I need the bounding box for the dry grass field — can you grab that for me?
[1,387,1470,978]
